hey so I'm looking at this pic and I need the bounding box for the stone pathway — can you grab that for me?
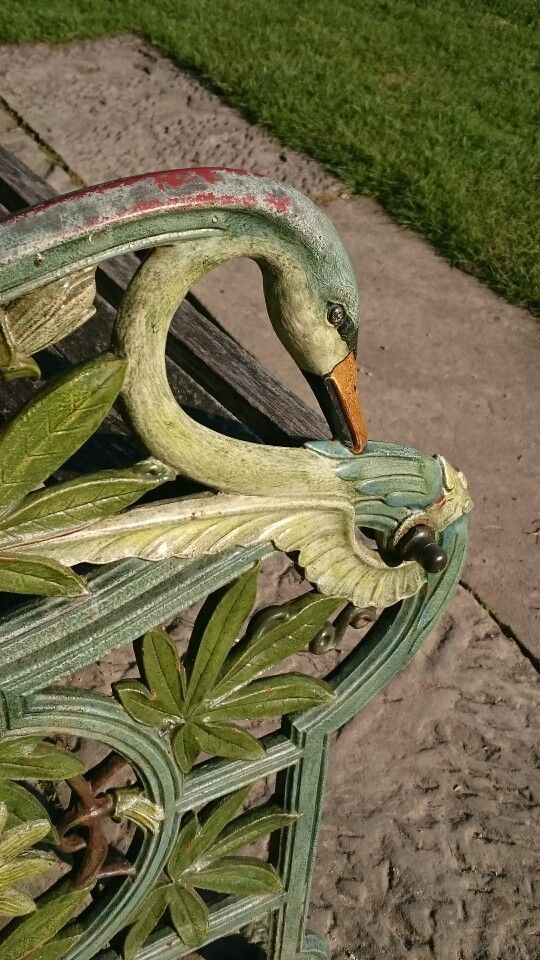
[0,34,538,960]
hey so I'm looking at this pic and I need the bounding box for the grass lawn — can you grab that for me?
[0,1,538,313]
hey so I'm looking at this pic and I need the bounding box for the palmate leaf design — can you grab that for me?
[123,786,296,958]
[0,354,175,597]
[0,736,84,832]
[113,569,339,773]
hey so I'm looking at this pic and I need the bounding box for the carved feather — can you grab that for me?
[0,493,425,610]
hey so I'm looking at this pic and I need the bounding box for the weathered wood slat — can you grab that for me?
[0,145,57,207]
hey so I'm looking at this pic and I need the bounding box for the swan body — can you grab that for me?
[0,168,471,609]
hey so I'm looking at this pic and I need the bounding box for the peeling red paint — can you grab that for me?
[151,167,249,189]
[1,168,293,236]
[262,191,293,213]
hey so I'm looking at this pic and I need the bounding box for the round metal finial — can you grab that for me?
[395,524,448,573]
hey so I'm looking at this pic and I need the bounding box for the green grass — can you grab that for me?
[1,1,539,312]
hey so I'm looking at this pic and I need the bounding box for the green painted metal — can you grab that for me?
[0,168,470,960]
[0,689,183,960]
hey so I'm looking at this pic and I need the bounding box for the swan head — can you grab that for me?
[257,189,367,453]
[0,166,368,456]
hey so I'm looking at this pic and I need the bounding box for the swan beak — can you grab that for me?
[304,351,368,453]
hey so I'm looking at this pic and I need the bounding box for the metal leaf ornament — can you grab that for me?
[0,354,174,597]
[123,785,296,957]
[0,269,96,382]
[114,568,338,773]
[0,887,85,960]
[0,736,84,783]
[0,802,52,918]
[0,735,84,834]
[0,442,472,611]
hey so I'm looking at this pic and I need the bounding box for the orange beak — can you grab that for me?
[327,351,368,453]
[303,350,368,453]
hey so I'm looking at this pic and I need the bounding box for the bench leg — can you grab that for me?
[268,731,331,960]
[299,934,332,960]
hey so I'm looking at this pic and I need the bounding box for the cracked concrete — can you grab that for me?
[0,32,538,960]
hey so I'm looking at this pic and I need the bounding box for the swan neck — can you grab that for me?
[115,239,336,497]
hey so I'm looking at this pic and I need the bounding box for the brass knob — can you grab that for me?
[395,524,447,573]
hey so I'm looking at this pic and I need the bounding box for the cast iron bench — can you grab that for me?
[0,145,471,960]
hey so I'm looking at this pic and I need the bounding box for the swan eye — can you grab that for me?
[327,303,347,327]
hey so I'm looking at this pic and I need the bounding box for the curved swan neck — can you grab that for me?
[115,240,340,497]
[0,167,358,498]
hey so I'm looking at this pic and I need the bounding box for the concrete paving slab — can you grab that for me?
[0,34,538,658]
[0,35,339,198]
[0,102,75,195]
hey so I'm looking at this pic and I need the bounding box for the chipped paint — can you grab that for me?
[0,168,359,338]
[1,168,288,238]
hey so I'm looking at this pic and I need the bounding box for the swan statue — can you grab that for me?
[0,168,471,609]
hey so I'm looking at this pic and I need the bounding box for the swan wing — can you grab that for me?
[0,492,425,610]
[270,502,425,609]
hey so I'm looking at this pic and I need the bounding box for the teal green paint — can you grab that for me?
[2,690,183,960]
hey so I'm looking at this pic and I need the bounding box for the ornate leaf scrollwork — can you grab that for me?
[0,729,174,960]
[0,887,86,960]
[114,568,339,772]
[123,784,297,957]
[0,565,339,958]
[0,354,174,597]
[0,735,88,956]
[0,351,470,612]
[0,802,52,918]
[0,719,178,952]
[0,734,85,845]
[0,269,96,382]
[0,684,183,960]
